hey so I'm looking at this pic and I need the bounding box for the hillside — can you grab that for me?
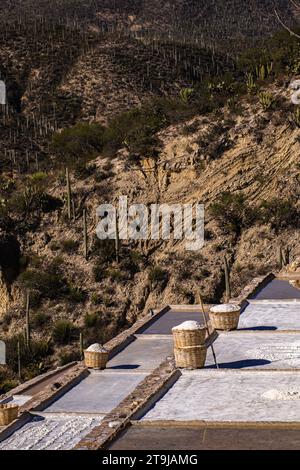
[1,1,297,46]
[0,1,300,391]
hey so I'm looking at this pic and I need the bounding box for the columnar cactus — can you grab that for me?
[223,255,231,302]
[17,341,21,383]
[115,210,120,263]
[66,167,72,221]
[25,290,31,350]
[79,332,84,360]
[83,209,88,260]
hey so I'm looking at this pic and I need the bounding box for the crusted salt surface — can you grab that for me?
[238,302,300,330]
[262,389,300,401]
[86,343,108,353]
[0,415,103,450]
[172,321,203,331]
[247,344,300,366]
[210,304,240,313]
[142,371,300,422]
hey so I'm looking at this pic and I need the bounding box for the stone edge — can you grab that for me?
[74,358,180,450]
[0,364,88,441]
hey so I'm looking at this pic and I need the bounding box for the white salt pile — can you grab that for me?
[210,304,240,313]
[262,389,300,401]
[172,321,203,331]
[86,343,108,353]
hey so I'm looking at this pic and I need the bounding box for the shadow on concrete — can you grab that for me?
[238,326,277,331]
[31,415,45,422]
[108,364,141,370]
[206,359,271,369]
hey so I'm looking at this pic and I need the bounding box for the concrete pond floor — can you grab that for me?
[0,324,181,449]
[250,279,300,300]
[44,371,147,414]
[107,335,174,371]
[109,424,300,450]
[239,301,300,330]
[142,370,300,423]
[205,332,300,369]
[45,335,174,414]
[141,309,209,335]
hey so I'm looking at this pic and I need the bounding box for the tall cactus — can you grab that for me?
[66,167,72,221]
[256,64,266,81]
[278,244,283,270]
[72,197,76,222]
[267,62,273,76]
[83,209,88,260]
[115,209,120,264]
[282,246,287,267]
[79,332,84,360]
[223,255,231,302]
[285,246,291,266]
[25,290,31,350]
[17,340,21,383]
[246,73,256,94]
[279,245,291,269]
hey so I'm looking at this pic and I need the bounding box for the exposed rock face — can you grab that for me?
[287,258,300,290]
[288,259,300,273]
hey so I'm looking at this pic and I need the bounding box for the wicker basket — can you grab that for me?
[84,350,109,369]
[174,345,207,369]
[209,305,241,331]
[172,327,206,348]
[0,404,19,426]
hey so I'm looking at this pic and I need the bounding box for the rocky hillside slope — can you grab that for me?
[0,1,299,391]
[1,77,299,387]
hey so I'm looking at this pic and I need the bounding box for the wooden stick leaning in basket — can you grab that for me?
[198,292,219,369]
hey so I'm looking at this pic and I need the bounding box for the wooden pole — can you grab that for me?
[25,290,30,350]
[198,292,219,369]
[17,341,21,383]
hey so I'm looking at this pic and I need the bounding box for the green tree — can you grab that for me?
[210,192,254,236]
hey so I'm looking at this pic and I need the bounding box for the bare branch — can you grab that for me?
[275,9,300,39]
[290,0,300,11]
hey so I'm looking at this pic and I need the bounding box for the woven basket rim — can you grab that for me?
[210,305,240,313]
[0,403,19,410]
[84,349,108,354]
[209,309,240,315]
[172,327,206,333]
